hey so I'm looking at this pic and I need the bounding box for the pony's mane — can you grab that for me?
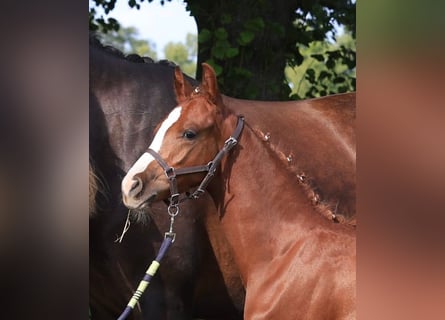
[247,123,356,228]
[89,32,178,67]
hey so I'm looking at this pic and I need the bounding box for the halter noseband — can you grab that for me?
[146,115,245,208]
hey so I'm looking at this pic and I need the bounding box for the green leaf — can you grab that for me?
[211,39,230,59]
[198,29,212,44]
[214,28,228,40]
[211,46,225,60]
[225,47,239,58]
[238,31,255,46]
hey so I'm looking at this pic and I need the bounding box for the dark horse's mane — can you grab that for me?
[89,32,178,67]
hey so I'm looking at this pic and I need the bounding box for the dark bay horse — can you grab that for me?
[90,36,243,319]
[122,64,356,319]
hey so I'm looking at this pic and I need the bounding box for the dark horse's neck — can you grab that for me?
[89,44,195,171]
[209,113,355,283]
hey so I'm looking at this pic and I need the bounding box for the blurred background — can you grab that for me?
[89,0,356,100]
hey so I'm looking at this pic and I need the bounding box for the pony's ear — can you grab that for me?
[174,67,193,104]
[201,63,221,102]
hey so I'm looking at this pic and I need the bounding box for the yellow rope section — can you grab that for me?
[127,261,161,308]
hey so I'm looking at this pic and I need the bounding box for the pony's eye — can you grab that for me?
[183,130,197,140]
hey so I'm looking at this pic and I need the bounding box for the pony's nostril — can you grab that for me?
[128,176,143,198]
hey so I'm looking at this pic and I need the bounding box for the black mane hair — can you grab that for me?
[89,31,178,67]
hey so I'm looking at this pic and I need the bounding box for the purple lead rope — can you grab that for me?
[117,235,174,320]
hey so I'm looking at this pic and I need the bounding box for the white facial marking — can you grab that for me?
[122,107,182,195]
[149,106,182,153]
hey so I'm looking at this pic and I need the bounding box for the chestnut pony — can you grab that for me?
[122,64,356,319]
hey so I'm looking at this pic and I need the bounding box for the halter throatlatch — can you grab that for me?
[147,115,245,204]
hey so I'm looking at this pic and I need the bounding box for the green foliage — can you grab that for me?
[285,32,356,99]
[90,0,196,76]
[89,1,120,32]
[89,0,173,32]
[238,31,254,46]
[199,27,241,61]
[185,33,197,57]
[197,16,271,98]
[98,26,158,59]
[90,0,356,100]
[164,34,197,77]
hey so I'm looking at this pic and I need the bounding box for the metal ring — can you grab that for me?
[168,204,179,217]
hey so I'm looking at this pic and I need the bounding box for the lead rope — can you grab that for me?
[116,206,177,320]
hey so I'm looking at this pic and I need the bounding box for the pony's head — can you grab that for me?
[121,64,235,209]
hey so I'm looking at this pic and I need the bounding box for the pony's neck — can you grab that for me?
[210,113,351,281]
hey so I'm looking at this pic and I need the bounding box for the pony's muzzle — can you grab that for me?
[128,176,143,198]
[122,175,145,208]
[122,171,166,209]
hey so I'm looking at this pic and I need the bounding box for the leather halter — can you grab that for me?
[146,115,245,208]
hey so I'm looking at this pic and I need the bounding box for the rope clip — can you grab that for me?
[164,231,176,242]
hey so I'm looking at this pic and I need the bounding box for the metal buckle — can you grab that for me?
[165,167,176,180]
[169,193,180,205]
[191,188,205,199]
[224,136,238,150]
[206,161,216,175]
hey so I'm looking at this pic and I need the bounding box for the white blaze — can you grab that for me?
[122,107,182,195]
